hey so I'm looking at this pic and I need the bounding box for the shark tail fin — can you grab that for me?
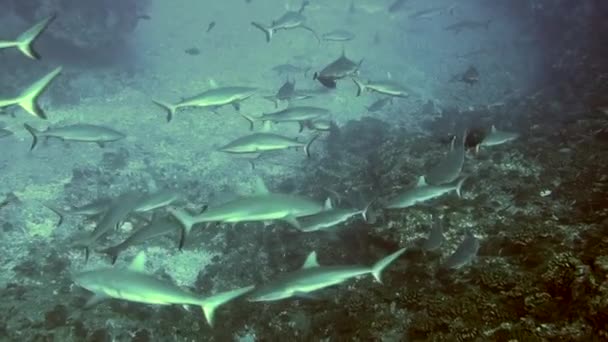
[361,199,376,222]
[169,207,197,246]
[200,285,254,326]
[15,14,55,60]
[18,67,62,119]
[23,123,42,151]
[240,113,257,131]
[41,202,65,226]
[152,100,177,122]
[352,78,366,97]
[371,248,406,283]
[251,22,273,42]
[455,176,468,198]
[304,134,319,158]
[98,245,122,265]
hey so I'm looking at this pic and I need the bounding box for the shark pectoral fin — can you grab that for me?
[282,215,300,229]
[84,293,110,308]
[200,285,254,326]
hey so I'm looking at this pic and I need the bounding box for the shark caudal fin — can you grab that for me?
[200,285,254,326]
[370,248,406,283]
[251,22,273,42]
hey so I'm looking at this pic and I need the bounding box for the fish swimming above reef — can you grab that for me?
[251,0,319,43]
[478,125,519,148]
[352,79,409,98]
[72,252,253,326]
[219,132,319,157]
[442,231,479,269]
[313,51,363,88]
[385,176,467,209]
[248,248,406,302]
[263,79,314,108]
[408,5,456,20]
[43,198,112,227]
[366,97,393,112]
[153,86,257,122]
[133,189,181,213]
[271,63,311,76]
[425,132,466,185]
[169,178,330,237]
[297,200,372,232]
[242,106,329,132]
[450,66,479,86]
[322,29,355,42]
[23,123,125,150]
[72,191,143,262]
[98,215,183,264]
[0,67,62,119]
[0,15,55,59]
[421,215,445,252]
[444,20,491,34]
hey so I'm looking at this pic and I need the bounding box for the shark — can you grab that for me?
[248,247,406,302]
[479,125,519,148]
[72,191,143,261]
[169,178,330,238]
[251,0,319,43]
[385,176,467,209]
[298,200,372,232]
[72,252,253,326]
[313,51,363,88]
[218,132,318,157]
[442,231,479,269]
[241,106,329,132]
[153,87,257,122]
[352,79,409,98]
[23,123,125,150]
[425,132,466,185]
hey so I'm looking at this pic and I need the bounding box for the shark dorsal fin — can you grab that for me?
[416,176,427,187]
[261,120,273,132]
[302,251,320,268]
[129,251,147,272]
[253,177,270,194]
[324,197,333,210]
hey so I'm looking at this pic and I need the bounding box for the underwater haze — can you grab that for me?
[1,0,608,340]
